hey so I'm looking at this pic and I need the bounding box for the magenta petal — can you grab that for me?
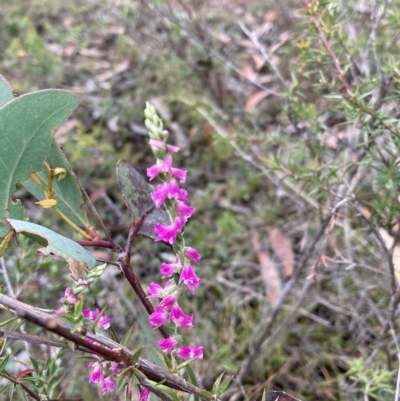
[139,387,151,401]
[158,337,178,354]
[147,282,164,298]
[82,308,99,320]
[149,306,169,329]
[154,223,178,246]
[89,362,104,383]
[98,315,112,330]
[160,262,178,278]
[176,202,195,221]
[167,144,180,153]
[147,163,163,181]
[179,264,201,294]
[171,167,187,182]
[151,183,170,208]
[177,345,203,360]
[159,294,177,310]
[102,377,116,395]
[185,247,201,265]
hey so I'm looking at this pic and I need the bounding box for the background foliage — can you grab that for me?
[1,0,400,400]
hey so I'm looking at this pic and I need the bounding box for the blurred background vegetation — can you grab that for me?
[2,0,400,400]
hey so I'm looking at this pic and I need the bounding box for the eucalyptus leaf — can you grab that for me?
[7,219,95,278]
[0,89,81,237]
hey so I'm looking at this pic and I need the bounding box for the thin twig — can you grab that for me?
[0,257,16,298]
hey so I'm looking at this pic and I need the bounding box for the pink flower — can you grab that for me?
[139,387,151,401]
[154,223,178,245]
[59,287,79,305]
[160,259,179,278]
[149,306,169,329]
[171,167,187,182]
[151,180,186,208]
[88,362,104,383]
[149,139,167,153]
[82,308,99,320]
[54,307,65,316]
[147,155,173,181]
[179,264,201,294]
[110,362,119,375]
[98,315,112,330]
[176,202,195,222]
[158,337,178,354]
[159,293,178,310]
[177,346,203,360]
[167,144,179,153]
[185,247,201,265]
[147,282,164,298]
[170,304,193,328]
[102,377,116,395]
[148,280,175,298]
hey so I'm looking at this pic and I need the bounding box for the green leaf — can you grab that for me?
[0,383,10,395]
[29,357,39,374]
[185,364,199,401]
[116,160,170,240]
[150,345,173,370]
[0,75,14,107]
[0,89,81,237]
[0,355,9,371]
[121,324,136,347]
[217,375,234,395]
[212,371,225,394]
[7,219,95,278]
[130,347,144,365]
[116,369,132,394]
[22,142,88,229]
[8,382,14,401]
[15,384,28,401]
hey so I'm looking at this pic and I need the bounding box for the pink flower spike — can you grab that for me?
[160,261,179,278]
[149,306,169,329]
[170,304,194,328]
[82,308,100,321]
[155,223,178,246]
[98,315,112,330]
[158,337,178,354]
[89,362,104,383]
[177,346,204,360]
[167,144,180,152]
[159,293,178,310]
[140,387,151,401]
[147,282,164,298]
[179,264,201,294]
[185,247,201,265]
[171,167,187,182]
[102,376,116,395]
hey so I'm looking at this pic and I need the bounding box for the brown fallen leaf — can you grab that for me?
[252,231,282,307]
[245,90,271,113]
[269,228,295,277]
